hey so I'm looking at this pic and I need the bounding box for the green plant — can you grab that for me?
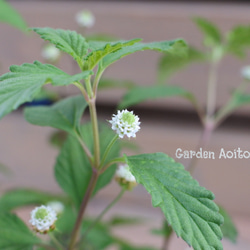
[0,26,224,250]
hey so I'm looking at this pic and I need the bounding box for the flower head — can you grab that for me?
[109,109,140,138]
[115,164,137,190]
[30,205,57,233]
[47,201,64,215]
[41,44,60,63]
[241,65,250,80]
[75,10,95,28]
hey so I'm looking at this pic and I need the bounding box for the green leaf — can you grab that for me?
[226,26,250,57]
[0,61,92,119]
[0,189,66,212]
[102,39,187,69]
[219,206,238,243]
[99,78,135,90]
[0,0,27,31]
[82,219,114,249]
[157,46,206,84]
[84,38,141,70]
[151,219,173,238]
[24,95,87,135]
[125,153,223,250]
[118,85,196,109]
[0,212,41,249]
[55,123,120,207]
[32,28,89,64]
[193,17,222,47]
[108,215,143,227]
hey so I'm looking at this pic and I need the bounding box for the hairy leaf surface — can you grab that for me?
[0,61,92,118]
[126,153,223,250]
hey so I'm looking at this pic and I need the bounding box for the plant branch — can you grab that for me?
[100,157,126,174]
[99,134,119,169]
[72,81,89,101]
[68,168,99,250]
[80,188,126,243]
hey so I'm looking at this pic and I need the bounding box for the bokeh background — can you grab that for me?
[1,1,250,249]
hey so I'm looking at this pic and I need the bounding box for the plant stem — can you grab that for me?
[81,188,126,241]
[161,234,171,250]
[72,81,89,102]
[89,99,100,167]
[93,67,104,95]
[100,157,126,174]
[99,134,119,169]
[49,233,64,250]
[68,168,99,250]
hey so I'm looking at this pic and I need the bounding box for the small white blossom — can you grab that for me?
[47,201,64,215]
[241,65,250,80]
[115,164,137,190]
[30,205,57,233]
[109,109,140,138]
[75,10,95,28]
[41,44,60,62]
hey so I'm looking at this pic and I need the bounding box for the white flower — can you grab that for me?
[75,10,95,28]
[241,65,250,80]
[41,44,60,62]
[47,201,64,215]
[115,164,137,190]
[30,205,57,233]
[109,109,140,138]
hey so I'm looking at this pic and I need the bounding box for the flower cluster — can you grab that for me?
[241,65,250,80]
[75,10,95,28]
[41,44,60,63]
[30,205,57,234]
[109,109,140,139]
[115,164,137,190]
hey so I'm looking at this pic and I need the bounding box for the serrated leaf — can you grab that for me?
[0,189,65,212]
[0,0,27,31]
[118,85,196,109]
[84,39,141,70]
[55,123,120,207]
[157,46,206,84]
[24,95,87,135]
[226,26,250,57]
[125,153,223,250]
[219,206,238,243]
[0,212,41,249]
[102,39,187,69]
[0,61,92,119]
[32,28,89,64]
[193,17,222,47]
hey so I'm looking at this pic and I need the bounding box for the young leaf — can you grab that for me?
[226,26,250,57]
[125,153,223,250]
[24,95,87,135]
[193,17,222,47]
[84,39,141,70]
[157,46,206,84]
[0,189,66,212]
[0,212,42,249]
[118,85,196,109]
[0,61,92,119]
[32,28,89,64]
[219,206,238,243]
[102,39,187,69]
[54,123,120,207]
[0,0,27,31]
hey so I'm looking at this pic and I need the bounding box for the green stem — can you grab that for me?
[93,67,104,95]
[49,233,64,250]
[100,157,126,174]
[99,134,119,169]
[89,99,100,167]
[206,59,219,119]
[75,131,94,166]
[68,168,99,250]
[85,76,94,98]
[72,81,89,101]
[81,188,126,242]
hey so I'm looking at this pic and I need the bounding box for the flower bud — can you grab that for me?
[115,164,137,190]
[75,10,95,28]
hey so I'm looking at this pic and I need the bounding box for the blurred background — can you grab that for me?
[0,0,250,249]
